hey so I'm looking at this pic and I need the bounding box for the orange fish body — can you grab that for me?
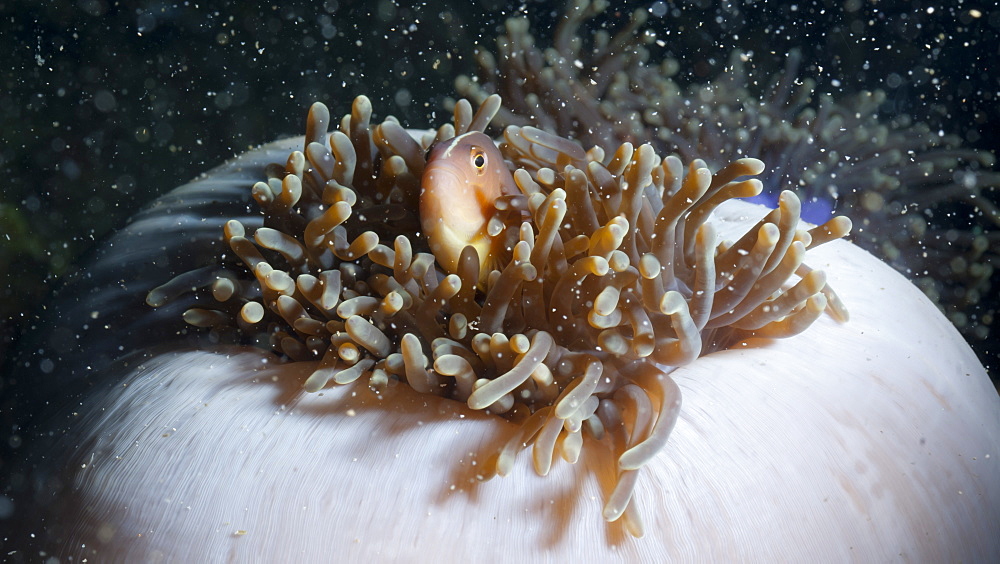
[420,132,520,283]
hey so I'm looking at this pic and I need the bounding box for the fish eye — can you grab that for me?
[472,150,486,170]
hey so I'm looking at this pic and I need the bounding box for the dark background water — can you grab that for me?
[2,0,998,384]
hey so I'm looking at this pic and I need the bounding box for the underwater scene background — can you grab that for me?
[1,0,997,398]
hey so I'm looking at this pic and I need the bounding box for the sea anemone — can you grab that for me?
[3,93,997,561]
[145,93,851,534]
[455,1,1000,376]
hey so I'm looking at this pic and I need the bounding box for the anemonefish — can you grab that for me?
[420,131,523,284]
